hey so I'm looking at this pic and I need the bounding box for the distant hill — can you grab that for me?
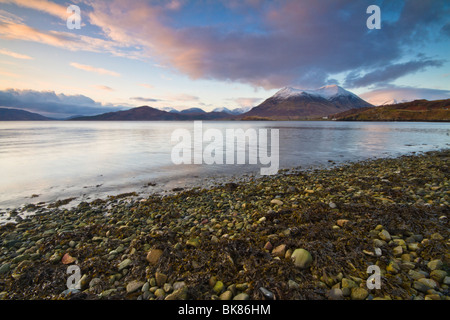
[238,85,372,120]
[0,107,52,120]
[70,106,234,121]
[331,99,450,121]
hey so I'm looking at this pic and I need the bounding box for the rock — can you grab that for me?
[408,270,426,280]
[126,280,144,293]
[213,281,224,294]
[327,288,344,300]
[154,288,165,298]
[393,246,403,256]
[427,259,443,271]
[407,243,419,251]
[236,283,249,291]
[351,287,368,300]
[186,238,200,248]
[165,287,188,300]
[418,278,438,290]
[291,248,313,269]
[341,278,357,289]
[173,281,186,291]
[146,249,163,265]
[219,290,233,300]
[378,230,391,241]
[163,283,173,293]
[329,202,337,209]
[49,252,62,264]
[259,287,274,300]
[264,241,273,251]
[430,270,447,283]
[288,280,300,290]
[336,219,349,227]
[430,233,444,240]
[270,199,283,206]
[142,282,150,292]
[413,281,431,293]
[233,293,250,300]
[272,244,287,258]
[373,239,386,248]
[0,263,11,274]
[99,289,117,298]
[89,278,102,293]
[443,276,450,286]
[61,253,76,265]
[118,259,132,271]
[155,272,167,287]
[386,261,400,274]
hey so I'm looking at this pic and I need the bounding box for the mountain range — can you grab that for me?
[1,85,448,121]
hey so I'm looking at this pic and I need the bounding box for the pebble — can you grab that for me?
[219,290,233,300]
[259,287,274,300]
[126,281,144,293]
[270,199,283,206]
[378,230,391,241]
[146,249,163,265]
[233,293,250,300]
[118,259,132,271]
[350,287,368,300]
[155,272,167,287]
[272,244,287,258]
[291,248,313,269]
[327,288,344,300]
[427,259,443,271]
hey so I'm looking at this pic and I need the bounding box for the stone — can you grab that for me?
[413,281,430,293]
[264,241,273,251]
[378,230,391,241]
[336,219,349,227]
[118,259,132,271]
[407,243,419,251]
[0,263,11,274]
[427,259,443,271]
[270,199,283,206]
[443,276,450,286]
[61,253,76,265]
[386,261,400,274]
[430,270,447,283]
[341,278,357,289]
[288,280,300,290]
[373,239,386,248]
[186,238,200,248]
[327,288,344,300]
[173,281,186,291]
[418,278,438,290]
[272,244,286,258]
[213,281,224,294]
[165,287,188,300]
[219,290,233,300]
[155,272,168,287]
[146,249,163,265]
[233,293,250,300]
[126,280,144,293]
[259,287,274,300]
[154,288,165,298]
[291,248,313,269]
[329,202,337,209]
[351,288,368,300]
[163,283,173,293]
[49,252,62,264]
[393,246,403,256]
[430,233,444,240]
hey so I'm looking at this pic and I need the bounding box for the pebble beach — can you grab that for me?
[0,150,449,300]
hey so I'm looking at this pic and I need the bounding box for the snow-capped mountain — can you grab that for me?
[273,85,359,100]
[240,85,373,120]
[213,106,253,115]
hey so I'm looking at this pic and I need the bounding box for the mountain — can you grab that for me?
[179,107,206,114]
[70,106,234,121]
[239,85,372,120]
[331,99,450,121]
[213,107,253,115]
[0,107,53,120]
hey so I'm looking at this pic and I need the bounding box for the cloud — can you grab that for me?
[360,86,450,106]
[344,59,445,88]
[92,85,114,91]
[231,97,263,107]
[70,62,120,77]
[0,48,33,59]
[0,88,126,118]
[82,0,450,89]
[130,97,161,103]
[137,83,154,89]
[0,0,67,20]
[2,0,450,89]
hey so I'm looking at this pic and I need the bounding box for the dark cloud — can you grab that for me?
[344,59,445,88]
[0,89,126,118]
[130,97,161,103]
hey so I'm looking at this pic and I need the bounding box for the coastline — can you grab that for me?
[0,149,448,300]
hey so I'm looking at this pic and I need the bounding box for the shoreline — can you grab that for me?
[0,149,448,300]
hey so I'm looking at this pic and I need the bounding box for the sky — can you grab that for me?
[0,0,449,118]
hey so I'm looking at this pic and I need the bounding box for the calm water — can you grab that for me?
[0,121,449,211]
